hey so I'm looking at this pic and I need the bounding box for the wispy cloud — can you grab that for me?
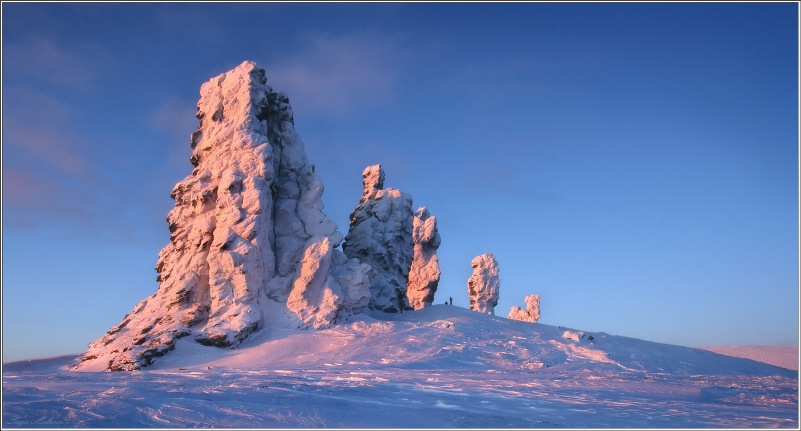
[3,88,89,178]
[0,166,114,240]
[1,86,149,240]
[2,169,57,214]
[146,97,199,147]
[3,36,116,91]
[266,33,406,118]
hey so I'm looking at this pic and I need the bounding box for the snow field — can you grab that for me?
[4,305,797,428]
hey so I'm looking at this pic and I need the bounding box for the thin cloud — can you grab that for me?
[2,165,165,244]
[266,33,405,118]
[1,87,146,240]
[3,36,116,91]
[146,97,199,146]
[2,169,54,211]
[1,169,94,230]
[3,88,89,177]
[3,118,89,178]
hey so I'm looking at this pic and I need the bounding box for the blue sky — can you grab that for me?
[2,3,798,362]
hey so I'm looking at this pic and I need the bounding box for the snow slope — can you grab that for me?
[3,305,798,428]
[697,345,799,371]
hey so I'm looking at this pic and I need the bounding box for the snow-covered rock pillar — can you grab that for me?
[343,165,414,313]
[508,294,540,323]
[75,61,370,371]
[467,253,500,315]
[407,207,441,310]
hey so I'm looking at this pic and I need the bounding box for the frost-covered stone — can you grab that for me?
[508,294,540,323]
[467,254,500,315]
[76,61,368,371]
[360,164,384,204]
[407,207,441,310]
[287,236,342,329]
[343,164,414,313]
[330,250,373,315]
[287,236,371,329]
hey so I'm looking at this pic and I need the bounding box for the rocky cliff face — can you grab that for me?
[76,61,370,371]
[468,254,500,315]
[508,294,540,323]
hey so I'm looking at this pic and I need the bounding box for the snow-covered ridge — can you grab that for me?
[69,305,796,377]
[4,306,796,427]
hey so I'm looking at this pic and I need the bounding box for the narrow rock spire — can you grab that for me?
[407,207,441,310]
[468,253,500,315]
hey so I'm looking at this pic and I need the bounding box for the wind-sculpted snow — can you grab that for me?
[508,294,540,323]
[4,306,797,428]
[468,253,500,314]
[76,61,368,371]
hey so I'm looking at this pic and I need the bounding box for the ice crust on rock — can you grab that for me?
[407,207,441,310]
[77,61,369,371]
[343,165,441,312]
[468,254,500,315]
[508,294,540,323]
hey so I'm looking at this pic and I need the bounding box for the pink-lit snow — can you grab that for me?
[3,305,797,428]
[697,345,798,371]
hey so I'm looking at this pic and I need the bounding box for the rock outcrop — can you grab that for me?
[76,61,370,371]
[407,207,441,310]
[343,165,414,312]
[286,236,371,330]
[343,165,441,312]
[467,253,500,315]
[508,294,540,323]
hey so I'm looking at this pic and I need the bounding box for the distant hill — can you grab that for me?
[696,345,798,371]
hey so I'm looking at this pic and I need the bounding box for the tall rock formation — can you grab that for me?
[343,165,441,312]
[467,253,500,315]
[407,207,441,310]
[508,294,540,323]
[76,61,370,371]
[343,165,414,312]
